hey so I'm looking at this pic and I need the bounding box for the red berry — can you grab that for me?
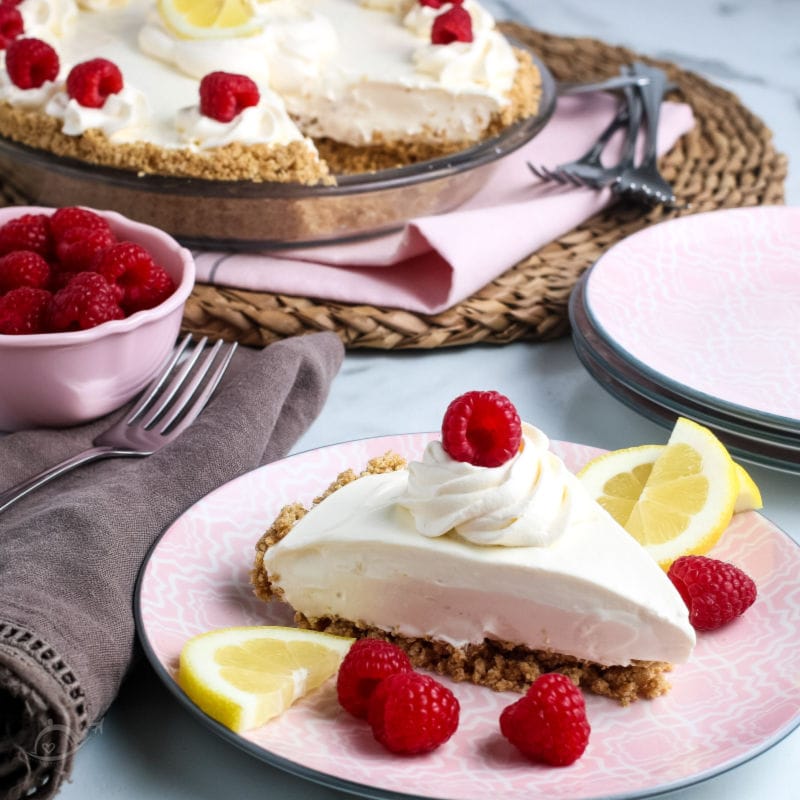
[419,0,463,7]
[500,673,590,766]
[0,249,50,293]
[336,638,413,719]
[667,555,757,631]
[50,206,112,242]
[441,390,522,467]
[0,5,22,49]
[5,37,59,89]
[431,5,473,45]
[367,672,459,755]
[94,242,174,312]
[55,226,116,272]
[0,213,53,258]
[66,58,123,108]
[0,286,51,334]
[47,271,124,331]
[199,71,260,123]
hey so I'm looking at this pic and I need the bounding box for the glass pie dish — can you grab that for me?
[0,50,556,251]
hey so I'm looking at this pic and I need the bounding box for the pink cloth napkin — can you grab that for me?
[194,94,695,314]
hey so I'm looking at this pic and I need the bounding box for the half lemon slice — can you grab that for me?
[158,0,265,40]
[178,626,354,732]
[579,418,757,569]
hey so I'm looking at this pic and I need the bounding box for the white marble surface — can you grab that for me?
[58,2,799,799]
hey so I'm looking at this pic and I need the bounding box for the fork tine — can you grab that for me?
[135,336,209,428]
[527,161,549,181]
[157,341,238,435]
[125,333,194,423]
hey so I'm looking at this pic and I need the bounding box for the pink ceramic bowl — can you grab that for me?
[0,206,195,431]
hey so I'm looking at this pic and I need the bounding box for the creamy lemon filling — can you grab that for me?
[263,426,696,667]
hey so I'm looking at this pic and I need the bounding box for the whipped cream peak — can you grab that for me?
[19,0,78,42]
[401,423,575,547]
[0,64,61,109]
[45,82,149,141]
[175,88,305,149]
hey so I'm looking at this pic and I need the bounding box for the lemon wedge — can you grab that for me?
[732,460,763,513]
[577,444,665,525]
[578,418,756,570]
[623,418,738,569]
[178,626,353,732]
[158,0,265,39]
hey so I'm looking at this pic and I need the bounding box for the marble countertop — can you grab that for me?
[59,2,798,799]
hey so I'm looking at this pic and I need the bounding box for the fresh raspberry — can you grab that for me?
[199,71,260,123]
[441,390,522,467]
[0,286,51,334]
[0,250,50,293]
[336,638,413,719]
[124,262,175,313]
[500,673,590,766]
[418,0,464,7]
[367,672,459,755]
[668,555,757,631]
[0,213,53,258]
[49,206,112,242]
[55,226,116,272]
[0,5,22,50]
[5,37,59,89]
[431,5,473,44]
[94,242,175,312]
[66,58,124,108]
[47,271,124,331]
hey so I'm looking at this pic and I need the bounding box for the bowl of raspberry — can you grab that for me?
[0,205,195,431]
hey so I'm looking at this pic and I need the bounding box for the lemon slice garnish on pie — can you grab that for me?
[178,626,353,732]
[578,418,758,570]
[158,0,267,40]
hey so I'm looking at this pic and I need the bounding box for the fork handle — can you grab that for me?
[633,62,668,163]
[0,445,129,514]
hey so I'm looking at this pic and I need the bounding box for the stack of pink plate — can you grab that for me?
[569,206,800,473]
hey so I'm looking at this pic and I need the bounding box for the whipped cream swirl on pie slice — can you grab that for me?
[402,424,573,547]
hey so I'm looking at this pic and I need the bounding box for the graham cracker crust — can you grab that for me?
[252,453,672,706]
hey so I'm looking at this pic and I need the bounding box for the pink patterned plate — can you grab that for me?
[135,434,800,800]
[583,206,800,433]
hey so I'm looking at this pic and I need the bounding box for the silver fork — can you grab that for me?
[528,96,631,186]
[0,334,237,514]
[613,62,678,207]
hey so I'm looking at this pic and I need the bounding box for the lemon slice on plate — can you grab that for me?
[577,443,665,525]
[158,0,266,39]
[178,626,353,732]
[578,418,755,570]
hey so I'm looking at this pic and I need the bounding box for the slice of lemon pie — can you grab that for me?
[253,392,695,704]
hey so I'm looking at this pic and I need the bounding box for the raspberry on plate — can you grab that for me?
[0,250,50,293]
[441,390,522,467]
[431,5,473,45]
[367,671,459,755]
[500,673,590,766]
[66,57,124,108]
[48,271,124,331]
[336,638,412,719]
[199,71,260,123]
[0,286,51,335]
[0,213,53,258]
[0,5,23,50]
[5,37,60,89]
[667,555,757,631]
[419,0,464,7]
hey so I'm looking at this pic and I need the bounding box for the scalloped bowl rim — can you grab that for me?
[0,205,195,347]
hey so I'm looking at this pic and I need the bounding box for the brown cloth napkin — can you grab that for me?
[0,332,345,800]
